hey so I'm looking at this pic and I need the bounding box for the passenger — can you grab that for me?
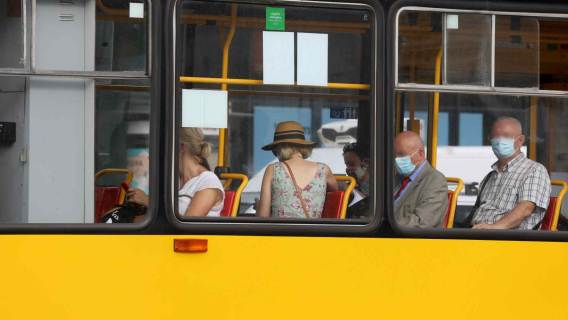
[470,117,550,230]
[343,142,370,218]
[343,142,370,197]
[394,131,448,228]
[128,128,225,217]
[256,121,338,218]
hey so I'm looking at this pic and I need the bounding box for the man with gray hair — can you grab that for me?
[471,117,551,230]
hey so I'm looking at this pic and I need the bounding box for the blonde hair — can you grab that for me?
[273,143,313,161]
[180,128,212,170]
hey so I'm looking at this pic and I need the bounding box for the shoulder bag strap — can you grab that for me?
[282,162,311,218]
[462,170,496,227]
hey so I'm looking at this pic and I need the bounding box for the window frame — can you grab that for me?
[0,0,161,233]
[164,0,386,236]
[395,4,568,98]
[388,0,568,242]
[0,0,152,77]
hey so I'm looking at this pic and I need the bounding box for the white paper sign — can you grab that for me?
[182,89,228,128]
[297,33,328,86]
[447,14,459,30]
[129,2,145,19]
[263,31,295,85]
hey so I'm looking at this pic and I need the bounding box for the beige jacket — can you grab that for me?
[394,162,448,228]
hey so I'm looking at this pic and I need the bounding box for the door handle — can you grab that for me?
[174,239,208,253]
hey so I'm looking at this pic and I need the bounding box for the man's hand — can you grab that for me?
[472,223,507,230]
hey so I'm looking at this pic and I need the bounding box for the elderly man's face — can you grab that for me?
[394,135,425,165]
[491,120,524,151]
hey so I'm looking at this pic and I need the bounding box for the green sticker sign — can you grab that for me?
[266,7,285,31]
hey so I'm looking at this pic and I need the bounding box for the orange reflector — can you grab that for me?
[174,239,208,253]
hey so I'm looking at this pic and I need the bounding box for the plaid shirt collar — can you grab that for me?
[491,153,525,173]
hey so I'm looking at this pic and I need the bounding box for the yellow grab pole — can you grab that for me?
[529,96,538,160]
[217,4,238,168]
[428,49,442,168]
[179,76,370,90]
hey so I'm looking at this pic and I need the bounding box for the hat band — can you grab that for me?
[273,133,306,141]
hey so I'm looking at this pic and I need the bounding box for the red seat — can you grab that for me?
[322,191,345,219]
[94,186,122,223]
[540,197,559,231]
[220,190,236,217]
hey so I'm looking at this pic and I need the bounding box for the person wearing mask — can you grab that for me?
[343,142,370,197]
[256,121,338,218]
[343,142,370,218]
[470,117,550,230]
[128,127,225,217]
[393,131,448,228]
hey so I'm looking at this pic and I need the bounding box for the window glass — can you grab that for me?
[34,0,148,72]
[495,16,539,88]
[175,1,374,222]
[397,11,443,84]
[0,0,24,69]
[0,76,151,224]
[444,13,492,86]
[394,90,568,231]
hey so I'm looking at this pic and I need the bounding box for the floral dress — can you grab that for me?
[271,162,327,218]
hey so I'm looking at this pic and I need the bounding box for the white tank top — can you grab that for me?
[178,171,225,217]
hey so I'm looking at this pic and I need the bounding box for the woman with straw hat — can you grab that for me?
[256,121,338,218]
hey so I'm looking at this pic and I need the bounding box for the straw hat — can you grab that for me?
[262,121,316,151]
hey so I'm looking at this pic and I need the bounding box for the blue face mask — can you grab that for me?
[395,151,417,176]
[491,137,516,159]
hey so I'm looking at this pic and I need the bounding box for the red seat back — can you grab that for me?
[322,191,345,219]
[541,197,559,231]
[444,191,453,227]
[94,186,122,223]
[220,190,236,217]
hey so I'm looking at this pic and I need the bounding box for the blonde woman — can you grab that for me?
[128,128,224,217]
[256,121,338,218]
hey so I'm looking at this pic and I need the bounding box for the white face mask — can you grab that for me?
[354,166,366,180]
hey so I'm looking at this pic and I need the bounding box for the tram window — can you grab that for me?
[397,11,443,84]
[494,16,539,88]
[0,76,152,224]
[174,1,375,222]
[33,0,148,73]
[394,91,568,231]
[0,0,24,69]
[445,14,492,86]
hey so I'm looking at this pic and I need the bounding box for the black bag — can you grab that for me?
[101,203,146,223]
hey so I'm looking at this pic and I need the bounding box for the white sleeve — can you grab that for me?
[195,172,225,195]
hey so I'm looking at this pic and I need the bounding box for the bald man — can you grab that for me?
[393,131,448,228]
[470,117,550,230]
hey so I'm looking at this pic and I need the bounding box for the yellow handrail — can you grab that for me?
[335,175,357,219]
[550,179,568,231]
[216,4,238,168]
[95,169,134,205]
[180,76,370,90]
[219,172,249,217]
[428,48,443,168]
[445,177,464,229]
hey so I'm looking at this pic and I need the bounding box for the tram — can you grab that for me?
[1,0,568,318]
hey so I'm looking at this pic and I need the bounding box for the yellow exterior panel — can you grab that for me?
[0,235,567,319]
